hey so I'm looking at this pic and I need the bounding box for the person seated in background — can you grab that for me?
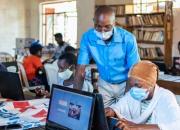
[57,53,76,88]
[64,46,77,55]
[105,60,180,130]
[58,53,93,92]
[37,53,94,98]
[23,42,49,91]
[52,33,69,60]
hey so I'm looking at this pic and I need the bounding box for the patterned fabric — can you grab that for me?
[0,99,49,129]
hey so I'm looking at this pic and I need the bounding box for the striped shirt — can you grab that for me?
[140,100,152,124]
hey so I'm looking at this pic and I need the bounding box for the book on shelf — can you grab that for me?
[133,30,164,42]
[128,14,164,26]
[138,47,164,60]
[115,6,125,15]
[116,17,126,27]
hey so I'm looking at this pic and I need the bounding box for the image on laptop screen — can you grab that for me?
[48,88,94,130]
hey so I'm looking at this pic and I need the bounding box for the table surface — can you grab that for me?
[0,98,49,129]
[157,80,180,95]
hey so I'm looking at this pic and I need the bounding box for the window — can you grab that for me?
[132,0,180,13]
[40,1,77,47]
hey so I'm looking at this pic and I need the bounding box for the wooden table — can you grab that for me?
[157,80,180,95]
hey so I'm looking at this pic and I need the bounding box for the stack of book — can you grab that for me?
[138,47,164,59]
[133,30,164,42]
[128,14,164,26]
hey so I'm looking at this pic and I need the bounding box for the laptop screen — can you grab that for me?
[48,87,94,130]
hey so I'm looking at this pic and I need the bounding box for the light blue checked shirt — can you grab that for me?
[78,27,140,84]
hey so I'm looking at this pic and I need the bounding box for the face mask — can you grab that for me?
[94,29,113,41]
[58,69,73,80]
[130,87,149,101]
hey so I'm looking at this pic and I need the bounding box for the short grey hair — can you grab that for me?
[94,6,115,23]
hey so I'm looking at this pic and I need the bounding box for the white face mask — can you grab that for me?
[94,29,113,41]
[58,69,73,80]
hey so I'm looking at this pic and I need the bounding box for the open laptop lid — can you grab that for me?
[0,71,24,100]
[46,84,96,130]
[92,94,109,130]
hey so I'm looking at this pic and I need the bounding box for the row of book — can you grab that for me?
[127,14,164,26]
[111,6,125,15]
[133,30,164,42]
[138,47,164,59]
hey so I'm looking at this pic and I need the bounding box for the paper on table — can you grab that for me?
[32,109,47,118]
[159,74,180,82]
[13,101,30,109]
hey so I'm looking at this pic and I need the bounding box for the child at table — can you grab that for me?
[23,42,49,91]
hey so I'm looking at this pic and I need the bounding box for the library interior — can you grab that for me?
[0,0,179,130]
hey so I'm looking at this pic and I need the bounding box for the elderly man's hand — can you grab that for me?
[116,119,160,130]
[105,107,116,117]
[116,118,138,130]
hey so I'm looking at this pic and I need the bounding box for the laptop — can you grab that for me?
[31,85,121,130]
[0,71,25,100]
[92,94,121,130]
[33,84,96,130]
[92,93,109,130]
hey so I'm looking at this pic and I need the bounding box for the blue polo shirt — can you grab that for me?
[78,27,140,84]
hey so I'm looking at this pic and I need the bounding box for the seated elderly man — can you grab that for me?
[105,60,180,130]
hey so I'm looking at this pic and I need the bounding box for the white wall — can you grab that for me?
[77,0,95,45]
[0,0,27,55]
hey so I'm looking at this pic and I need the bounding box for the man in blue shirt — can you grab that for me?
[74,6,140,107]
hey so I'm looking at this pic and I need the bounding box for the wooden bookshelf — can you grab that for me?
[137,40,164,45]
[125,12,165,16]
[126,25,164,28]
[96,1,173,69]
[141,57,164,61]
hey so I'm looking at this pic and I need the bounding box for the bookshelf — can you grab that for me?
[96,1,173,69]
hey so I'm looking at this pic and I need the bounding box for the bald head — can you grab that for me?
[95,6,115,19]
[94,6,115,32]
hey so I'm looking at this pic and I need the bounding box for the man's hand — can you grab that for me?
[116,118,137,130]
[105,107,116,117]
[64,74,74,86]
[116,119,160,130]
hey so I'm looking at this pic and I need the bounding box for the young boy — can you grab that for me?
[38,53,93,97]
[23,42,49,91]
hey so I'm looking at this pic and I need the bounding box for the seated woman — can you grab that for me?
[23,42,49,91]
[105,60,180,130]
[37,53,94,97]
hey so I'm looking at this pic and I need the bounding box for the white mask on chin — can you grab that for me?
[58,69,73,80]
[94,28,113,41]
